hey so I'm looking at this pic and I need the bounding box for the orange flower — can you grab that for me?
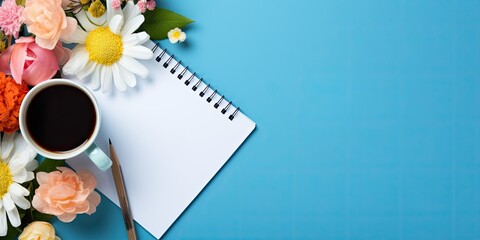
[32,167,101,222]
[0,71,28,133]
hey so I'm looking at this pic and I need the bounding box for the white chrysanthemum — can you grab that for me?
[0,133,38,237]
[63,2,154,93]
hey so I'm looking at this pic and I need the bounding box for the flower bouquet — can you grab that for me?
[0,0,192,238]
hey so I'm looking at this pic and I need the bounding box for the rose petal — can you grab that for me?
[86,191,101,215]
[57,213,76,223]
[22,43,60,85]
[60,17,78,40]
[9,39,29,84]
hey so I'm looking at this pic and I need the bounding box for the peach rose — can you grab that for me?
[32,167,101,222]
[23,0,77,50]
[19,221,59,240]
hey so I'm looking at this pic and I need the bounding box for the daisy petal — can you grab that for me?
[118,63,137,87]
[118,56,149,79]
[63,48,89,76]
[76,10,107,32]
[11,195,30,210]
[9,183,29,197]
[106,0,122,21]
[77,61,97,81]
[101,66,113,93]
[123,46,154,60]
[0,208,6,236]
[6,206,20,227]
[109,15,123,35]
[2,194,15,212]
[123,1,141,23]
[91,66,102,90]
[13,134,36,160]
[1,133,14,161]
[12,168,28,183]
[75,10,98,32]
[25,160,39,172]
[112,63,127,91]
[121,15,145,36]
[25,172,34,182]
[9,154,29,175]
[123,31,150,47]
[64,27,88,44]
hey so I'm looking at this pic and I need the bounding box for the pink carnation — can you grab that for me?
[111,0,121,10]
[146,0,155,11]
[137,0,147,13]
[0,0,24,38]
[32,167,101,223]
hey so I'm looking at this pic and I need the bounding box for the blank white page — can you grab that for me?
[67,41,256,239]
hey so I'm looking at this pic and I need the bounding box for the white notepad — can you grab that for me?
[67,41,256,239]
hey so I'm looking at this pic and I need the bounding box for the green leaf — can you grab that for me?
[139,8,194,40]
[4,223,21,240]
[37,158,66,173]
[32,211,54,222]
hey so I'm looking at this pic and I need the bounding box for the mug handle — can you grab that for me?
[85,143,112,171]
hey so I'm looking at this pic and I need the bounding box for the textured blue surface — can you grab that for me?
[55,0,480,239]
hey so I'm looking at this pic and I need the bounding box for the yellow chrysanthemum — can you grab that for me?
[88,0,105,18]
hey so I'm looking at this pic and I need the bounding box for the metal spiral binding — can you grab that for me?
[185,73,195,86]
[170,61,181,74]
[178,67,188,79]
[200,84,210,97]
[207,90,217,103]
[154,48,167,63]
[221,101,231,114]
[163,54,174,68]
[192,78,202,91]
[152,44,241,121]
[214,96,224,109]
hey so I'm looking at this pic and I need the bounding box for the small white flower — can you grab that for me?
[168,27,186,44]
[0,133,38,237]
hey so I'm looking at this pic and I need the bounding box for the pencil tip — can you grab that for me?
[109,138,112,144]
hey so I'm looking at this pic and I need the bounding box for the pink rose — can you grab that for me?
[32,167,101,223]
[0,37,70,85]
[23,0,77,50]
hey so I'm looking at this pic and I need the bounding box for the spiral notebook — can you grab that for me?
[67,41,256,239]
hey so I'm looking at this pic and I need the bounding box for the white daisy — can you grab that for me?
[0,133,38,237]
[63,1,154,93]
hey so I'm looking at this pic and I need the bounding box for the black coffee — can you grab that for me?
[26,85,96,152]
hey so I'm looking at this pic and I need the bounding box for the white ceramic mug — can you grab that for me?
[19,79,112,171]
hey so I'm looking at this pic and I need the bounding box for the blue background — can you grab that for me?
[54,0,480,239]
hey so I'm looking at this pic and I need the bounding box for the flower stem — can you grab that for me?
[7,35,12,48]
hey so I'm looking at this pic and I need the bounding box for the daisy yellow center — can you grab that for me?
[0,161,12,197]
[173,32,181,38]
[86,27,123,65]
